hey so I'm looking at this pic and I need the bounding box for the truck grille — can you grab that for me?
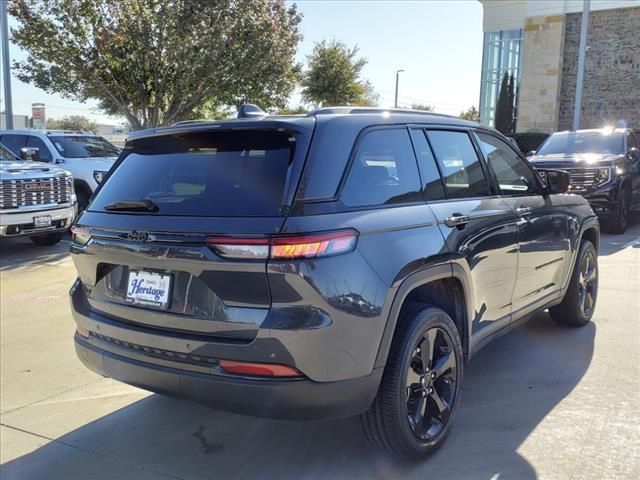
[566,168,597,191]
[0,176,72,210]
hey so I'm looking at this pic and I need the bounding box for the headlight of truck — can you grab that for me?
[594,167,610,186]
[93,170,108,184]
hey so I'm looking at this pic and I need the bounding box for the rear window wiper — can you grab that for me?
[103,199,159,212]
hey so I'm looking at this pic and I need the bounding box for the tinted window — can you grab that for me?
[0,134,27,156]
[537,131,624,155]
[26,136,52,162]
[49,135,120,158]
[476,132,539,195]
[426,130,491,199]
[90,130,295,217]
[340,129,421,207]
[410,129,445,201]
[627,132,639,150]
[0,143,18,161]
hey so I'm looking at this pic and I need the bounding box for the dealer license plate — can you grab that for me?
[126,270,172,309]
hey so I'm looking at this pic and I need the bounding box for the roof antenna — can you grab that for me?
[237,104,266,119]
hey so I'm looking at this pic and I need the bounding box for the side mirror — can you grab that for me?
[526,150,536,157]
[627,147,640,162]
[20,147,40,161]
[540,169,570,194]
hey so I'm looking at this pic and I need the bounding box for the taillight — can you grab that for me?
[218,360,302,377]
[71,226,92,246]
[271,230,357,259]
[206,229,358,260]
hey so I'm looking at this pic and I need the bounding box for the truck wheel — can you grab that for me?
[549,240,598,327]
[361,305,463,459]
[606,189,629,234]
[77,190,91,213]
[30,232,64,246]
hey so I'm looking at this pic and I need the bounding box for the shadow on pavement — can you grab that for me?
[598,216,640,256]
[0,237,70,272]
[1,313,595,480]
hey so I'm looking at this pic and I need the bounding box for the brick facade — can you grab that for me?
[516,15,565,133]
[557,7,640,131]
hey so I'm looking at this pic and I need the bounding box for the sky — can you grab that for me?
[1,0,484,125]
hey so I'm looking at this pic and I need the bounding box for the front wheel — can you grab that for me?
[361,305,463,460]
[30,232,65,246]
[549,239,598,327]
[605,189,629,234]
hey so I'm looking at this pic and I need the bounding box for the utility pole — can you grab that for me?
[573,0,590,130]
[1,0,14,129]
[394,69,404,108]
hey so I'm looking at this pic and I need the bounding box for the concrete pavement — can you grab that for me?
[1,224,639,480]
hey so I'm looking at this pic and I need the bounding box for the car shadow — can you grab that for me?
[0,237,70,271]
[1,312,595,480]
[598,215,640,256]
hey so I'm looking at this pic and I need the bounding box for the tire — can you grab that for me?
[361,305,464,460]
[549,239,598,327]
[605,188,629,234]
[30,232,65,246]
[77,189,91,214]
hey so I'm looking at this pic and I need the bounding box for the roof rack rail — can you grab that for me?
[172,119,217,127]
[306,106,458,119]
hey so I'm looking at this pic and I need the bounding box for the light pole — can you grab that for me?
[1,0,14,129]
[394,69,404,108]
[573,0,590,130]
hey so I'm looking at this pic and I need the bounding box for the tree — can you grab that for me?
[10,0,302,130]
[410,103,433,112]
[301,40,376,107]
[494,72,515,134]
[459,105,480,122]
[47,115,98,132]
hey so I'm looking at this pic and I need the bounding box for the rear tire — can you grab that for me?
[30,232,64,246]
[549,240,598,327]
[361,305,463,460]
[605,189,629,234]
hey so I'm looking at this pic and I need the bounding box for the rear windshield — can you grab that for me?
[537,131,624,155]
[49,135,121,158]
[89,130,295,217]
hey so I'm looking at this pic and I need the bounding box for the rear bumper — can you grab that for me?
[0,203,77,237]
[75,335,381,420]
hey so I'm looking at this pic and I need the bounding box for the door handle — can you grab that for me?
[516,206,533,217]
[444,213,471,228]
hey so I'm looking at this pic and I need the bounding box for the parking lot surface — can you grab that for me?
[1,224,639,480]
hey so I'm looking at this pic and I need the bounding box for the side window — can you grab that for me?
[475,132,540,195]
[340,129,421,207]
[426,130,491,199]
[26,136,52,162]
[627,132,639,150]
[0,134,27,156]
[409,129,446,201]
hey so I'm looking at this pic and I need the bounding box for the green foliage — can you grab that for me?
[459,105,479,122]
[46,115,98,132]
[494,72,515,134]
[410,103,434,112]
[276,105,308,115]
[10,0,302,130]
[301,40,377,107]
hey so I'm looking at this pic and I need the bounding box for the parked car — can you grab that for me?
[0,129,121,212]
[0,142,76,245]
[69,107,599,460]
[529,128,640,233]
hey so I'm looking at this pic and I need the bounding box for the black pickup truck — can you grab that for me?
[529,128,640,233]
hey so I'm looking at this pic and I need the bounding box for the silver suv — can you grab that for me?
[0,130,121,211]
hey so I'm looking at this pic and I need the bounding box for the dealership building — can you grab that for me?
[478,0,640,133]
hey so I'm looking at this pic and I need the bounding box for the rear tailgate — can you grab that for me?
[71,124,313,342]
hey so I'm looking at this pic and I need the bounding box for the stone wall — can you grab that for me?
[558,7,640,131]
[516,15,566,133]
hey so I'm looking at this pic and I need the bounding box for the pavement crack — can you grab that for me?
[0,423,188,480]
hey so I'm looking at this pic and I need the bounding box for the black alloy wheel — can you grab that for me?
[405,327,458,441]
[576,246,598,318]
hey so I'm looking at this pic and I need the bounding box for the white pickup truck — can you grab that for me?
[0,143,77,245]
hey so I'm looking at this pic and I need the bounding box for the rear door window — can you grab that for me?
[0,134,27,156]
[409,129,446,201]
[90,130,296,217]
[340,128,421,207]
[426,130,491,199]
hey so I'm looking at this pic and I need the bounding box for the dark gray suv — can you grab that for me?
[70,107,599,459]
